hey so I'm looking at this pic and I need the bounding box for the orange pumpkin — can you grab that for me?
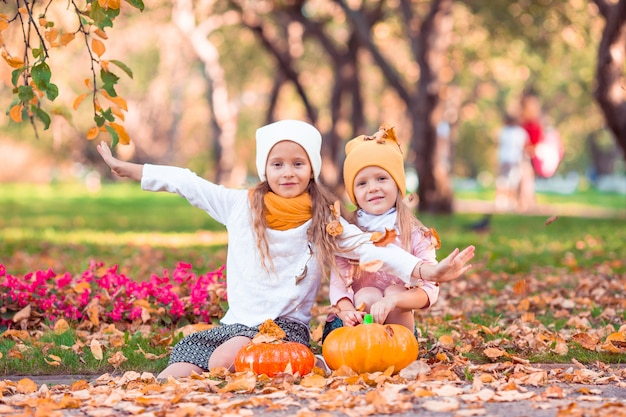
[322,314,418,374]
[234,341,315,377]
[233,319,315,377]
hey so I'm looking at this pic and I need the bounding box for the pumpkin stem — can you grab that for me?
[364,314,373,324]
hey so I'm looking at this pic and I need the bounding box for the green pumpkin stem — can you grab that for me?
[364,314,373,324]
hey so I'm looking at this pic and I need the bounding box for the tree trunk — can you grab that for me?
[173,0,240,186]
[408,0,455,213]
[593,0,626,158]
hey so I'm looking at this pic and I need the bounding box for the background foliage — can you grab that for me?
[1,0,622,188]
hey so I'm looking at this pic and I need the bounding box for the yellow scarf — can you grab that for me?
[263,192,312,230]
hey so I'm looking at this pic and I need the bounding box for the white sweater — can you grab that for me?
[141,164,422,327]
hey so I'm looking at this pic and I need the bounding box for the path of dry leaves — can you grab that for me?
[2,246,625,416]
[1,361,625,416]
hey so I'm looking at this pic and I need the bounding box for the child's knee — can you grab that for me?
[208,336,251,371]
[354,287,383,308]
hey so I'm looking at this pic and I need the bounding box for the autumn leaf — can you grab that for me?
[44,354,62,366]
[108,122,131,145]
[370,228,398,247]
[16,378,37,394]
[73,93,89,110]
[12,304,31,322]
[571,332,599,351]
[429,227,441,249]
[53,318,70,334]
[94,28,108,39]
[545,215,559,225]
[86,126,100,140]
[92,39,106,57]
[101,90,128,111]
[108,351,128,369]
[252,319,286,344]
[60,32,75,46]
[601,332,626,353]
[9,104,23,123]
[90,339,103,361]
[483,347,508,359]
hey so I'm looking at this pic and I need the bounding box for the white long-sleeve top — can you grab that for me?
[141,164,424,327]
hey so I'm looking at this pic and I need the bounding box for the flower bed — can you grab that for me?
[0,262,227,328]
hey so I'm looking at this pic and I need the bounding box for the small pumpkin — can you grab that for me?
[322,314,418,374]
[234,319,315,377]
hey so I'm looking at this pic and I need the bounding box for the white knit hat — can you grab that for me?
[255,120,322,182]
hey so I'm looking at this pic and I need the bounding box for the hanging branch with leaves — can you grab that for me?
[1,0,144,145]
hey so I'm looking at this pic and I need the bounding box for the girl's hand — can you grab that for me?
[96,141,144,181]
[422,245,475,283]
[368,298,395,324]
[96,141,123,176]
[337,309,364,326]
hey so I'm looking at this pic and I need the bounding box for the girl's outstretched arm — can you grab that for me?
[414,245,475,283]
[96,141,144,181]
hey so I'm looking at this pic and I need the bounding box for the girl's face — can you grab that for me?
[265,140,313,198]
[353,166,398,215]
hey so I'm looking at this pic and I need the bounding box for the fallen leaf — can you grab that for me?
[12,304,31,323]
[90,339,104,361]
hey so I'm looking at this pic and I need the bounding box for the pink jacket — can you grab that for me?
[329,226,440,311]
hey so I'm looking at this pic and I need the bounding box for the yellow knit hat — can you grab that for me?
[343,124,406,205]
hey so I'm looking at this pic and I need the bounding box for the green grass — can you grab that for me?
[1,181,625,374]
[0,326,178,376]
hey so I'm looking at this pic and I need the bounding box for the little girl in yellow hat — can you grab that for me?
[323,124,470,340]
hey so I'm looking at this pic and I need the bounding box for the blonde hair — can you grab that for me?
[395,193,425,253]
[250,180,344,278]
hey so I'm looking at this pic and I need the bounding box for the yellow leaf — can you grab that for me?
[9,104,23,122]
[107,351,128,369]
[38,17,47,26]
[2,51,24,68]
[90,339,103,361]
[60,32,75,46]
[94,28,108,39]
[1,329,30,341]
[18,7,27,14]
[370,228,397,247]
[53,318,70,335]
[601,332,626,353]
[513,279,527,296]
[84,78,92,88]
[571,332,598,351]
[45,355,61,366]
[86,126,100,140]
[109,122,131,145]
[73,93,89,110]
[92,38,105,57]
[102,90,128,111]
[73,281,91,293]
[438,334,455,348]
[300,374,327,388]
[219,372,257,393]
[483,347,508,359]
[110,106,126,121]
[0,20,10,31]
[44,27,59,44]
[16,378,37,394]
[87,302,100,326]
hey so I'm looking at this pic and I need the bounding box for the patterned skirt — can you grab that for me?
[168,317,311,370]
